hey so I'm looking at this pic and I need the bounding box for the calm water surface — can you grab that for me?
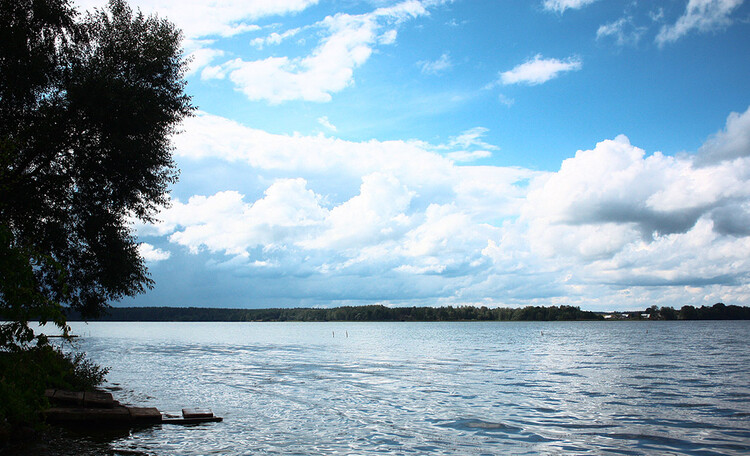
[32,321,750,455]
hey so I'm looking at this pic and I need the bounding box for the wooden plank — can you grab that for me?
[45,406,130,423]
[162,416,223,425]
[128,407,162,423]
[52,390,84,406]
[83,390,115,408]
[182,408,213,418]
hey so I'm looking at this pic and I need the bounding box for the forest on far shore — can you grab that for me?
[63,303,750,322]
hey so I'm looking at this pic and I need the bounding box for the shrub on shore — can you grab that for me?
[0,341,108,438]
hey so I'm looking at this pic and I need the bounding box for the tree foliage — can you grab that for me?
[0,0,193,349]
[66,303,750,322]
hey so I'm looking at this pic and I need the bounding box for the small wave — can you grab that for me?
[438,418,521,433]
[550,371,585,377]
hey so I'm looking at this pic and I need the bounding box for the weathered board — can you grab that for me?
[162,415,224,425]
[182,408,214,418]
[83,390,115,408]
[43,390,223,427]
[45,406,130,424]
[128,407,162,423]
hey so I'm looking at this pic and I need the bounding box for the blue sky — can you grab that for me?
[76,0,750,311]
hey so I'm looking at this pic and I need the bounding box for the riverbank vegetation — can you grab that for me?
[0,343,108,439]
[64,302,750,322]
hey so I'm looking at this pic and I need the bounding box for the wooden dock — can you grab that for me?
[44,389,222,426]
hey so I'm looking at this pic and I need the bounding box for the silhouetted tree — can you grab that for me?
[660,306,677,320]
[0,0,193,348]
[679,305,696,319]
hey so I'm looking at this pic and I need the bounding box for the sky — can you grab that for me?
[74,0,750,311]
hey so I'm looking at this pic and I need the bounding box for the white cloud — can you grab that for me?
[74,0,318,39]
[542,0,599,13]
[596,17,647,46]
[300,173,415,251]
[445,127,499,151]
[650,8,665,22]
[317,116,338,132]
[446,150,493,162]
[138,243,171,262]
[440,128,497,162]
[418,53,452,74]
[142,106,750,309]
[500,54,582,86]
[508,115,750,294]
[656,0,744,46]
[160,181,326,257]
[522,134,750,240]
[379,29,398,45]
[172,112,458,187]
[250,27,302,49]
[201,1,429,103]
[585,218,750,287]
[498,94,515,107]
[696,105,750,165]
[185,47,225,77]
[140,112,532,286]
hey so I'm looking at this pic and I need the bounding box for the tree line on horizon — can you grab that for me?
[63,302,750,322]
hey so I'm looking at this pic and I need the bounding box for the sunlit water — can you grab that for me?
[25,321,750,455]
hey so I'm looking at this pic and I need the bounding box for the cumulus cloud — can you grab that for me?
[542,0,599,13]
[502,108,750,297]
[695,105,750,165]
[201,1,428,103]
[138,243,171,262]
[522,134,750,248]
[166,181,326,256]
[656,0,744,46]
[139,106,750,309]
[500,54,582,86]
[299,173,415,251]
[418,53,452,74]
[587,218,750,287]
[135,112,532,292]
[185,47,226,77]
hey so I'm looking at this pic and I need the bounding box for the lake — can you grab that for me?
[28,320,750,455]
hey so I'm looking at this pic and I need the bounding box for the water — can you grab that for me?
[29,321,750,455]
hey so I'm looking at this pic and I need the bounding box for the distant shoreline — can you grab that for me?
[62,303,750,322]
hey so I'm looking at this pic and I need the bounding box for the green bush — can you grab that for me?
[0,342,108,430]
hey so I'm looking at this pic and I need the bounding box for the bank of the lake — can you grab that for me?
[65,302,750,322]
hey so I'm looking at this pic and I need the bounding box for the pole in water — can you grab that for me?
[346,331,348,338]
[332,331,335,338]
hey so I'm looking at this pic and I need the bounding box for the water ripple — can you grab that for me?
[28,320,750,456]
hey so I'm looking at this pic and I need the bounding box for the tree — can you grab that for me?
[679,305,698,320]
[659,306,677,320]
[0,0,193,349]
